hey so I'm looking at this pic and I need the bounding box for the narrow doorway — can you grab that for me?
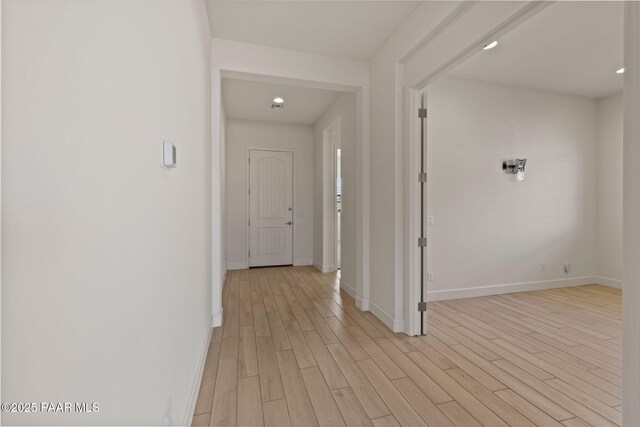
[248,149,294,267]
[335,147,342,270]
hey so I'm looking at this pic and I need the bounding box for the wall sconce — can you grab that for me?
[503,158,527,181]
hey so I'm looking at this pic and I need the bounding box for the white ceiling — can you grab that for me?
[222,78,341,125]
[205,1,421,60]
[447,1,623,99]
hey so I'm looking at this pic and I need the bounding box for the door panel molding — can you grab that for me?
[248,149,294,267]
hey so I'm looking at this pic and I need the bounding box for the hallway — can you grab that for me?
[192,267,622,427]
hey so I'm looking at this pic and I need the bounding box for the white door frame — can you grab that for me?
[246,148,295,267]
[321,117,341,273]
[403,87,424,337]
[400,2,559,337]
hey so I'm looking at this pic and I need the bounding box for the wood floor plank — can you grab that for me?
[452,344,574,422]
[301,366,346,427]
[421,333,506,391]
[371,415,401,427]
[375,337,452,404]
[267,311,292,351]
[392,377,455,427]
[325,316,370,361]
[405,351,509,427]
[284,319,317,368]
[348,326,406,380]
[305,309,341,344]
[238,376,264,426]
[256,335,285,402]
[437,401,482,427]
[193,340,221,415]
[327,342,391,419]
[331,387,374,427]
[276,349,319,427]
[263,399,291,427]
[494,388,564,427]
[357,359,426,426]
[493,359,618,427]
[238,325,259,378]
[194,269,622,427]
[191,413,210,426]
[253,302,271,338]
[304,331,349,390]
[209,357,237,426]
[446,367,537,427]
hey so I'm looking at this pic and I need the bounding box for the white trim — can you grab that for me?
[340,279,357,298]
[369,301,404,333]
[314,263,335,273]
[596,277,623,289]
[227,262,249,270]
[293,258,313,266]
[403,87,423,337]
[426,277,600,302]
[184,319,213,427]
[212,309,223,328]
[356,296,369,311]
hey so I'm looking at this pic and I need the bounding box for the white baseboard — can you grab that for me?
[340,279,356,298]
[313,260,335,273]
[596,276,623,289]
[356,296,369,311]
[426,276,600,301]
[212,308,223,328]
[184,317,213,426]
[227,262,249,270]
[369,301,404,332]
[294,258,313,266]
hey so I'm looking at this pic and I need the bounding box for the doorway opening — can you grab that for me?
[403,1,624,337]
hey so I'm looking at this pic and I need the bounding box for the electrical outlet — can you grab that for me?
[427,216,434,226]
[428,272,434,281]
[540,263,546,272]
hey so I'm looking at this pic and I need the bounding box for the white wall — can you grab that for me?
[368,1,464,330]
[313,93,357,292]
[225,120,314,268]
[597,92,624,286]
[425,78,598,299]
[2,1,212,425]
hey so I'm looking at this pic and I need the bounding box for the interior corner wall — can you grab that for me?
[425,78,598,300]
[367,1,471,329]
[313,93,357,292]
[597,92,624,286]
[225,120,314,268]
[2,1,212,425]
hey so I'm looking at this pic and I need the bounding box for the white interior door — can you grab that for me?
[249,150,293,267]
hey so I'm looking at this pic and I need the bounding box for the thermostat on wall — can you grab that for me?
[162,139,176,169]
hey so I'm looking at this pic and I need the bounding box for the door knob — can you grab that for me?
[286,221,292,225]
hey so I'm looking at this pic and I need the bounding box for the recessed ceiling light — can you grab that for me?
[616,67,625,74]
[483,41,498,50]
[273,97,284,104]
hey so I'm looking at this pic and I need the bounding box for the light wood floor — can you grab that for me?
[192,266,622,427]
